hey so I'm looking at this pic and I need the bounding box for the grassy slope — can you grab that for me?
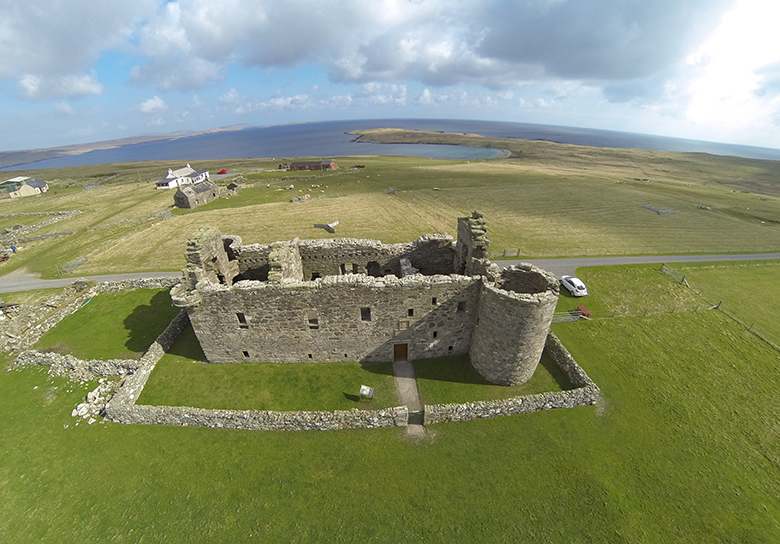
[2,265,780,541]
[675,260,780,347]
[1,138,779,277]
[35,288,179,359]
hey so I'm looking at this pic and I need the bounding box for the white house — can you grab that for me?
[155,164,210,189]
[0,176,48,198]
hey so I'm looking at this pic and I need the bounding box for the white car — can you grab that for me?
[560,275,588,297]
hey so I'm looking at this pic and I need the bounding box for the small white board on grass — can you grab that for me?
[359,385,374,399]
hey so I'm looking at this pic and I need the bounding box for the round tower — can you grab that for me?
[469,264,559,386]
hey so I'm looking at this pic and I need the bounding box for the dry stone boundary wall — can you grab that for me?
[0,210,81,244]
[13,275,599,431]
[424,332,600,424]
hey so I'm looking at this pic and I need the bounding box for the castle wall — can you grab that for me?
[228,240,272,281]
[298,235,455,280]
[469,266,559,385]
[178,274,480,364]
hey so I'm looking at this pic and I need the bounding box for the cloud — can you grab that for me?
[1,0,736,96]
[755,62,780,98]
[17,73,103,100]
[477,0,733,81]
[0,1,154,78]
[138,96,166,114]
[54,102,75,116]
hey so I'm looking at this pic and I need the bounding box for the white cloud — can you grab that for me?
[219,88,243,105]
[17,73,103,100]
[138,96,166,114]
[54,101,75,116]
[0,1,154,78]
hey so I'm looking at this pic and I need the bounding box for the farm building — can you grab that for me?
[156,164,210,189]
[174,180,219,209]
[289,160,338,171]
[0,177,48,198]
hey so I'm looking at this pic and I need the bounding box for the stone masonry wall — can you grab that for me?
[106,404,409,431]
[176,274,480,364]
[297,235,455,280]
[425,331,600,424]
[469,266,559,386]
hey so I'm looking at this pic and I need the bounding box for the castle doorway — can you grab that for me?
[393,343,409,362]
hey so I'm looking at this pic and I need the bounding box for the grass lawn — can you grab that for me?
[414,352,573,405]
[0,287,64,305]
[2,263,780,541]
[557,264,705,317]
[675,260,780,347]
[138,325,399,411]
[35,288,179,360]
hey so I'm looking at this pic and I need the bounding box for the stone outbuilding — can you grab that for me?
[171,212,560,386]
[289,160,338,171]
[173,180,219,209]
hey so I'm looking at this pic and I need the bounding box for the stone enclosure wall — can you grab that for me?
[424,332,600,424]
[12,276,597,432]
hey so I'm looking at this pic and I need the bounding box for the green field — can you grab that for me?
[2,262,780,541]
[3,134,780,541]
[138,325,398,411]
[674,260,780,348]
[1,133,779,278]
[35,288,179,360]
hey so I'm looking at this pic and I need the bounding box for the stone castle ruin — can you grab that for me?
[171,211,560,386]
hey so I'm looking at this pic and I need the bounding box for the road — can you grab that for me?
[0,253,778,294]
[509,253,780,277]
[0,271,182,294]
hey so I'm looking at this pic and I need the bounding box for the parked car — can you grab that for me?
[217,169,227,174]
[560,275,588,297]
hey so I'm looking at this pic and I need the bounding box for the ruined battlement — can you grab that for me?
[171,213,559,386]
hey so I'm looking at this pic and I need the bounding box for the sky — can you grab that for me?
[2,0,780,152]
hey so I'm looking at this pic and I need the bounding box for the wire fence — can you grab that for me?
[58,256,87,275]
[658,263,780,354]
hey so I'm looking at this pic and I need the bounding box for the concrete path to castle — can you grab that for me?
[392,361,426,437]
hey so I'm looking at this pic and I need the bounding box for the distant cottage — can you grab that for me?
[156,164,210,189]
[174,180,219,209]
[289,160,338,171]
[0,177,48,198]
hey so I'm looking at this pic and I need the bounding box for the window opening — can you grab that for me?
[308,317,319,330]
[448,345,453,353]
[433,330,438,339]
[408,308,414,317]
[236,312,249,329]
[308,354,313,359]
[242,350,250,358]
[457,301,466,312]
[360,307,372,321]
[310,272,321,280]
[431,297,437,305]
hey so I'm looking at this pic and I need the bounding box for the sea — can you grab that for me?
[5,118,780,171]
